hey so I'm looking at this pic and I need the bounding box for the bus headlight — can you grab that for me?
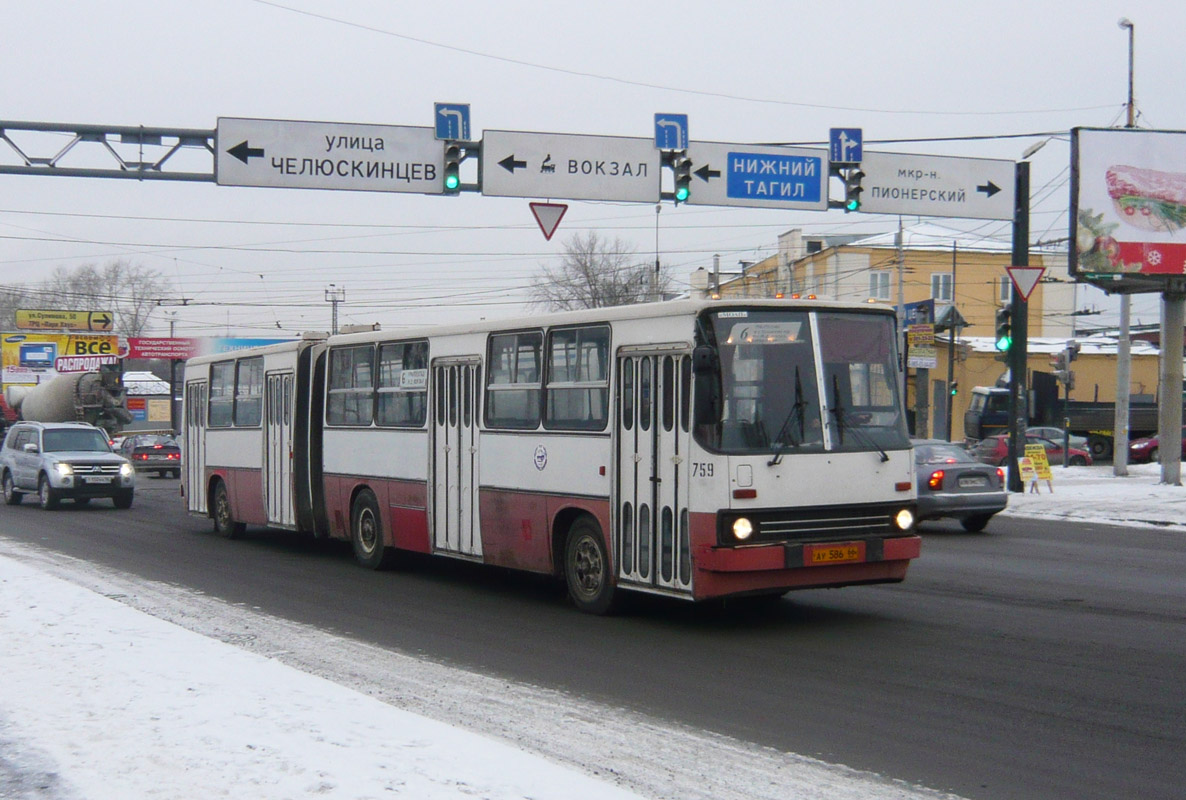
[732,517,754,541]
[893,508,915,531]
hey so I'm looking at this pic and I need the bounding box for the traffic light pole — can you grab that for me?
[1006,161,1030,492]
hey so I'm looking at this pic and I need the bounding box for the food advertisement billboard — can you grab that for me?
[1071,127,1186,289]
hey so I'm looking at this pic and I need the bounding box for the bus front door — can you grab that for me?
[431,360,482,558]
[264,372,294,527]
[184,381,208,515]
[616,351,692,594]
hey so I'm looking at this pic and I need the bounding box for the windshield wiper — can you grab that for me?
[829,374,889,462]
[767,367,807,467]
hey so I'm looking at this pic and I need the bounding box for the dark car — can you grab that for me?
[119,434,182,478]
[914,439,1008,532]
[1128,426,1186,463]
[973,434,1093,467]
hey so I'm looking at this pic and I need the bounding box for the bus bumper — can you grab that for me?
[692,535,922,598]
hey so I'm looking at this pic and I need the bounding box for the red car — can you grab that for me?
[1127,427,1186,463]
[973,434,1093,467]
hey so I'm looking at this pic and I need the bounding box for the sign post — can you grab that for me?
[480,130,660,203]
[683,142,827,211]
[216,117,446,195]
[856,151,1016,220]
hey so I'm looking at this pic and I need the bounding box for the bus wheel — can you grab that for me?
[564,517,619,615]
[351,489,395,570]
[212,480,245,539]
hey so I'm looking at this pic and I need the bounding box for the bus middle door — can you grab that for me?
[264,371,294,527]
[431,358,482,558]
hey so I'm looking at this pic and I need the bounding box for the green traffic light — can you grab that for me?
[845,197,860,212]
[444,173,460,190]
[994,334,1012,352]
[675,184,690,202]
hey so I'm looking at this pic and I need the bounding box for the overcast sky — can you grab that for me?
[2,0,1182,337]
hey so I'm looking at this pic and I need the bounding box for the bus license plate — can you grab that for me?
[805,541,865,566]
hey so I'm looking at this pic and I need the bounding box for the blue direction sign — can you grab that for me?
[654,113,688,150]
[435,103,471,140]
[830,127,862,164]
[685,141,827,210]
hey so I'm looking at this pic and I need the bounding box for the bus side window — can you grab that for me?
[209,362,234,428]
[486,330,543,429]
[545,325,609,431]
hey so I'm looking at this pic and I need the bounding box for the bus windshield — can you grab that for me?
[697,308,910,455]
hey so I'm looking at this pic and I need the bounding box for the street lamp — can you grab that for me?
[1118,18,1135,127]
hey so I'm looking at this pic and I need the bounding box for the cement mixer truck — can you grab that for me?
[3,365,134,435]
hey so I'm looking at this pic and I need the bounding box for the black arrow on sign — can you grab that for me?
[977,180,1001,198]
[498,155,528,173]
[227,140,265,165]
[694,164,721,182]
[91,313,112,330]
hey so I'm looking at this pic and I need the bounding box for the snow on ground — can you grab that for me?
[998,461,1186,530]
[2,462,1183,800]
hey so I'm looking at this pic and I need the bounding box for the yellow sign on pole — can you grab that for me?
[14,309,115,332]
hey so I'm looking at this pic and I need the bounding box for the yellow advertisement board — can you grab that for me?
[1,332,120,390]
[14,309,114,331]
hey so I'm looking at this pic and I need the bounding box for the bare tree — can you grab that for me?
[35,260,173,337]
[530,232,671,311]
[0,285,32,330]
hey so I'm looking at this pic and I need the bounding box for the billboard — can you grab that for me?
[2,332,119,389]
[1071,127,1186,289]
[126,337,294,360]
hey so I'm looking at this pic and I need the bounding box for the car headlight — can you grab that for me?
[893,508,915,531]
[119,463,135,478]
[54,462,74,477]
[732,517,754,541]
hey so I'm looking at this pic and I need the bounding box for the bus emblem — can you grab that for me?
[533,445,548,471]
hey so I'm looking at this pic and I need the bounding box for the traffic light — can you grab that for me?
[673,152,692,204]
[443,142,461,194]
[949,380,959,397]
[994,305,1012,352]
[843,168,865,212]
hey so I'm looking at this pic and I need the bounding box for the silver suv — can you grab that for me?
[1,421,135,509]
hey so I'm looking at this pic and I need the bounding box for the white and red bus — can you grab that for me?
[183,299,920,613]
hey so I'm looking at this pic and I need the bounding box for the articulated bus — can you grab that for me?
[182,299,920,613]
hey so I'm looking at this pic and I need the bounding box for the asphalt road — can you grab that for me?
[2,477,1184,800]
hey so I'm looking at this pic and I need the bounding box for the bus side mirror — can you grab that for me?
[692,345,721,426]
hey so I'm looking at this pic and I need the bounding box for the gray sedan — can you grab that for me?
[913,439,1008,532]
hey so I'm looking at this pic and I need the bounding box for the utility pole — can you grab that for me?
[1114,17,1136,476]
[1007,161,1030,492]
[325,284,345,335]
[946,241,958,441]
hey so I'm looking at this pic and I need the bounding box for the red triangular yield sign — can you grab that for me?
[529,202,568,241]
[1006,266,1045,302]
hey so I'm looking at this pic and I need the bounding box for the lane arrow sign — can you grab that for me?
[1007,265,1046,302]
[89,312,113,331]
[529,202,568,241]
[227,140,265,164]
[977,180,1001,198]
[694,164,721,182]
[499,154,528,173]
